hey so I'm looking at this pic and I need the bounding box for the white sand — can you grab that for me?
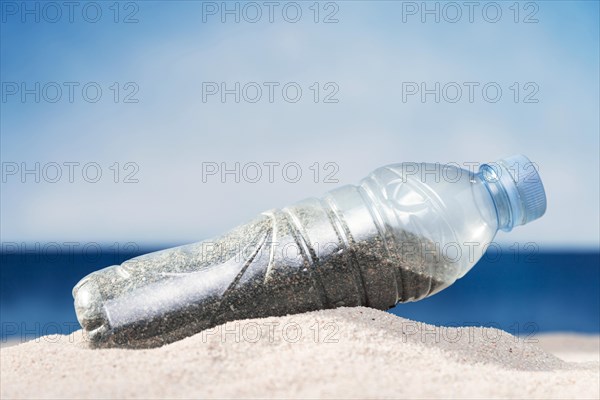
[1,307,598,399]
[535,333,600,363]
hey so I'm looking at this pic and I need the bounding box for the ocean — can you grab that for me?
[1,247,598,342]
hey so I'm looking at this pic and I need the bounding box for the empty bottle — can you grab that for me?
[73,154,546,348]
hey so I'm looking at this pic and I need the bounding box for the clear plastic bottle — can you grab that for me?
[73,154,546,348]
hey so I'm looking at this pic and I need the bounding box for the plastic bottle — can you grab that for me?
[73,154,546,348]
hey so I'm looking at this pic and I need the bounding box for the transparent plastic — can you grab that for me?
[73,154,546,348]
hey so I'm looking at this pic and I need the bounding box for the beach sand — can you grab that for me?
[1,307,598,399]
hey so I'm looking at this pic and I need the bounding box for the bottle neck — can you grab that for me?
[478,166,523,232]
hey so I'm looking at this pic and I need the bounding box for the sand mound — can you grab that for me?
[1,307,598,399]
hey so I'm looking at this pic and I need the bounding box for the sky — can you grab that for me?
[1,0,599,249]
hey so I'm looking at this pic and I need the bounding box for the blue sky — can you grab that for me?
[1,1,599,248]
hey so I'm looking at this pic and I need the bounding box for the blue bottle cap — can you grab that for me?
[481,154,547,230]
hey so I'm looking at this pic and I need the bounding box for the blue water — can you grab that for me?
[391,251,600,334]
[1,248,598,342]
